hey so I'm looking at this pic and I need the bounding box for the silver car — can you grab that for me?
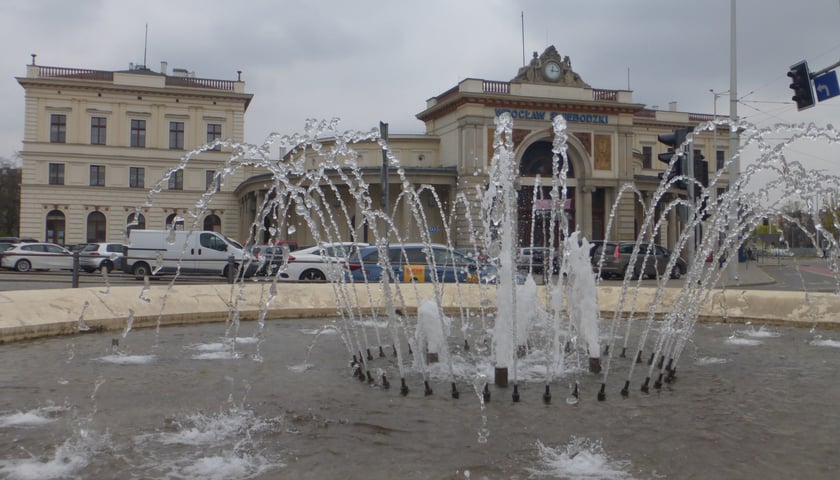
[0,242,73,272]
[79,242,126,273]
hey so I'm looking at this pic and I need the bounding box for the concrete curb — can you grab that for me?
[1,279,838,344]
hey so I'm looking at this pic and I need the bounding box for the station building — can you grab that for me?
[17,46,729,251]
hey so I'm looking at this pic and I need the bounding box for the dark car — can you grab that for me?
[591,241,686,280]
[516,247,559,274]
[248,245,287,276]
[347,243,494,283]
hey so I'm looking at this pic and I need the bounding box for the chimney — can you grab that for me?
[668,101,677,112]
[160,61,168,75]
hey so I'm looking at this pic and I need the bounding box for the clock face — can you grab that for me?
[544,61,562,81]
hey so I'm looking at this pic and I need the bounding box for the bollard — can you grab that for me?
[227,255,235,284]
[72,251,80,288]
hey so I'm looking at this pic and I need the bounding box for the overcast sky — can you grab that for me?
[3,0,840,179]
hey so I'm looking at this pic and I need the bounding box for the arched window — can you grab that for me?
[165,213,184,230]
[127,212,146,233]
[203,214,221,232]
[86,211,107,242]
[519,141,575,177]
[46,210,65,245]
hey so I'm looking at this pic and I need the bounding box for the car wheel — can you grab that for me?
[83,267,95,273]
[300,269,326,281]
[15,259,31,272]
[670,266,681,279]
[100,260,113,273]
[133,262,151,278]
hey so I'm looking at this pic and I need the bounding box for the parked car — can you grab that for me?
[79,242,127,273]
[347,243,493,283]
[0,242,16,252]
[123,230,256,278]
[590,241,686,280]
[516,246,559,274]
[247,244,287,276]
[0,242,74,272]
[281,242,369,281]
[0,237,37,243]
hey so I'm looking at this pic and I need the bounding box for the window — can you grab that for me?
[130,119,146,147]
[127,212,145,232]
[48,163,65,185]
[642,146,652,169]
[200,232,227,251]
[50,114,66,143]
[86,211,106,242]
[46,209,66,244]
[90,117,106,145]
[168,170,183,190]
[206,123,222,151]
[129,167,145,188]
[203,214,221,232]
[89,165,106,186]
[169,121,184,149]
[205,170,219,192]
[716,150,725,171]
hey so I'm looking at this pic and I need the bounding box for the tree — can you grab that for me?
[0,154,21,236]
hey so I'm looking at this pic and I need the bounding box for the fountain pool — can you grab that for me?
[1,318,839,479]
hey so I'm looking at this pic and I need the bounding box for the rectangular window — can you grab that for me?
[206,123,222,151]
[168,170,184,190]
[50,114,66,143]
[169,121,184,149]
[90,117,106,145]
[129,167,145,188]
[48,163,65,185]
[130,119,146,147]
[89,165,106,186]
[642,146,652,169]
[205,169,219,192]
[716,150,725,171]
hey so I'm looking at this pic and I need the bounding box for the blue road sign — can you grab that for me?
[814,71,840,102]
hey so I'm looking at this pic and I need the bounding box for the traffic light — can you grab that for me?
[788,61,815,111]
[693,150,709,218]
[657,127,692,189]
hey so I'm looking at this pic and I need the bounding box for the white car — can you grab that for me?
[79,242,127,273]
[280,242,369,281]
[0,242,73,272]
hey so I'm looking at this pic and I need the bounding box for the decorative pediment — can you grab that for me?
[512,45,590,88]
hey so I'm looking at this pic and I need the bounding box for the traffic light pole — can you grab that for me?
[686,143,695,266]
[728,0,739,282]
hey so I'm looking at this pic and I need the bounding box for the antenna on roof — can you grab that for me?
[143,24,148,69]
[520,12,525,66]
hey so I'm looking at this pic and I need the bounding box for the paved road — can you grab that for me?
[2,257,838,293]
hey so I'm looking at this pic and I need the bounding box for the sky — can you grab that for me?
[2,0,840,181]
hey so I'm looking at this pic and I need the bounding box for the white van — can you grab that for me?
[123,229,255,278]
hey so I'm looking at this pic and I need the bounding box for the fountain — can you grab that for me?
[2,114,840,479]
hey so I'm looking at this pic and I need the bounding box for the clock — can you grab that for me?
[543,61,562,81]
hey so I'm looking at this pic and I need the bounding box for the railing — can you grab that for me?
[592,89,618,101]
[165,76,236,91]
[483,80,510,94]
[37,66,113,81]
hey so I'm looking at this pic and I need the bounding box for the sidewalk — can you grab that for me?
[718,260,776,289]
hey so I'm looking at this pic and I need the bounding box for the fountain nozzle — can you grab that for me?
[619,346,626,358]
[543,385,551,404]
[482,383,491,403]
[424,380,433,396]
[654,373,664,389]
[572,383,579,399]
[464,339,470,351]
[451,382,459,399]
[382,374,390,389]
[512,384,520,402]
[400,378,409,396]
[378,346,385,358]
[641,377,650,393]
[366,348,373,361]
[597,383,606,401]
[620,380,630,397]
